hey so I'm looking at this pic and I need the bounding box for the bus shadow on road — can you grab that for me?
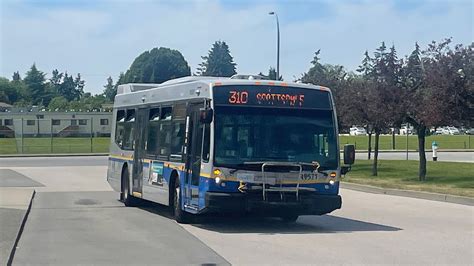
[133,200,401,234]
[190,215,402,234]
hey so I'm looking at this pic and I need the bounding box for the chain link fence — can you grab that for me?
[0,118,110,154]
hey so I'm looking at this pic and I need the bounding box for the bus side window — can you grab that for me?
[115,110,126,148]
[158,107,172,159]
[147,107,160,156]
[122,109,135,150]
[170,103,186,161]
[202,123,211,162]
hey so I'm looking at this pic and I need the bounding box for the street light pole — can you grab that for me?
[269,12,280,80]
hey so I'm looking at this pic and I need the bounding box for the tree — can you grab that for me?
[48,96,69,111]
[23,64,46,105]
[56,73,83,101]
[12,72,21,82]
[123,47,190,84]
[197,41,237,77]
[268,67,282,80]
[103,76,116,102]
[0,77,19,103]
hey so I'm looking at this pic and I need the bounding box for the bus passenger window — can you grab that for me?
[202,124,211,162]
[170,121,185,160]
[115,110,126,147]
[122,109,136,150]
[147,108,160,155]
[161,107,172,121]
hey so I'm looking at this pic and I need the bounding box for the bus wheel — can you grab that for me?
[280,215,299,223]
[121,167,136,207]
[173,178,190,224]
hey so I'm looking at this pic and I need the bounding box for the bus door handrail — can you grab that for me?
[261,162,303,201]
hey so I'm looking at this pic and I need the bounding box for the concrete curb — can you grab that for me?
[340,182,474,206]
[0,153,108,158]
[7,189,35,266]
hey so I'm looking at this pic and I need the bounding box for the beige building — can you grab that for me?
[0,111,112,137]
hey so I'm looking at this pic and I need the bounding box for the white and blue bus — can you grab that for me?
[106,76,354,223]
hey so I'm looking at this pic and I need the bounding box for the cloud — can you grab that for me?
[1,0,472,94]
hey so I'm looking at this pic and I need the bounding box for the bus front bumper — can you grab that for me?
[204,192,342,216]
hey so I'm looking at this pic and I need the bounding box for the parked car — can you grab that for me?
[433,127,444,135]
[399,125,414,135]
[465,128,474,135]
[350,126,367,136]
[442,126,460,135]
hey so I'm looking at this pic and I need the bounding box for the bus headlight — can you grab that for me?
[329,180,335,185]
[213,168,223,184]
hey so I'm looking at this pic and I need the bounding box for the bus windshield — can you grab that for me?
[214,106,338,170]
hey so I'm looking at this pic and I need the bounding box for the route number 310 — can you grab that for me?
[228,91,249,104]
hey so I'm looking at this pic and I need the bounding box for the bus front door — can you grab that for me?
[132,108,148,196]
[184,103,204,210]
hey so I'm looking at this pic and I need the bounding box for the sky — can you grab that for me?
[1,0,472,94]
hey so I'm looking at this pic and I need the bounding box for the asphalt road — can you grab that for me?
[1,157,473,265]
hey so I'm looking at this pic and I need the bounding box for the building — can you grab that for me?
[0,111,112,138]
[0,102,12,112]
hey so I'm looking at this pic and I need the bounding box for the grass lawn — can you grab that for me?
[340,135,474,150]
[0,137,110,154]
[343,160,474,197]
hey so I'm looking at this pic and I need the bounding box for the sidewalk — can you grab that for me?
[0,188,35,266]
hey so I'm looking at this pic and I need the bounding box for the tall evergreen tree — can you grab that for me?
[103,76,116,102]
[357,51,373,77]
[268,67,282,80]
[197,41,237,77]
[23,64,46,105]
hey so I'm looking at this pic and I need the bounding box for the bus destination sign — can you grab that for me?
[213,85,331,109]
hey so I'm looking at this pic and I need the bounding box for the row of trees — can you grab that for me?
[0,65,103,111]
[301,39,472,180]
[1,39,471,180]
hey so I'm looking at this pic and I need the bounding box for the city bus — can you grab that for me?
[106,76,355,223]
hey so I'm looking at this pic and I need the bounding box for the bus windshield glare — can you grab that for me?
[214,106,338,169]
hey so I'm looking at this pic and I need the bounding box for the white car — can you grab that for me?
[400,126,414,135]
[442,127,460,135]
[434,128,444,135]
[349,127,367,136]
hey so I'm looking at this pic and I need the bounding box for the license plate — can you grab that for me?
[237,173,255,182]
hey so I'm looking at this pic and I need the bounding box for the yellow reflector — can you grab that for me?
[330,172,337,177]
[213,169,221,176]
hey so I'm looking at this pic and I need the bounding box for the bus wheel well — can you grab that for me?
[169,170,179,206]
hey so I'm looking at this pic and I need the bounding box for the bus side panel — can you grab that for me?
[107,146,134,193]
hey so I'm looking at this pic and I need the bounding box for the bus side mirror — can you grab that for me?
[200,108,213,124]
[343,144,355,165]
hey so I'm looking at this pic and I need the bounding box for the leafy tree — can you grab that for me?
[402,39,474,180]
[123,47,190,84]
[0,77,19,103]
[103,76,116,102]
[197,41,237,77]
[23,64,46,105]
[48,96,69,111]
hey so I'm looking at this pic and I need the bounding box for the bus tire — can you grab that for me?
[280,215,299,223]
[173,177,191,224]
[121,166,136,207]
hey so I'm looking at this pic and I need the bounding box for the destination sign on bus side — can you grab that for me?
[213,85,332,109]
